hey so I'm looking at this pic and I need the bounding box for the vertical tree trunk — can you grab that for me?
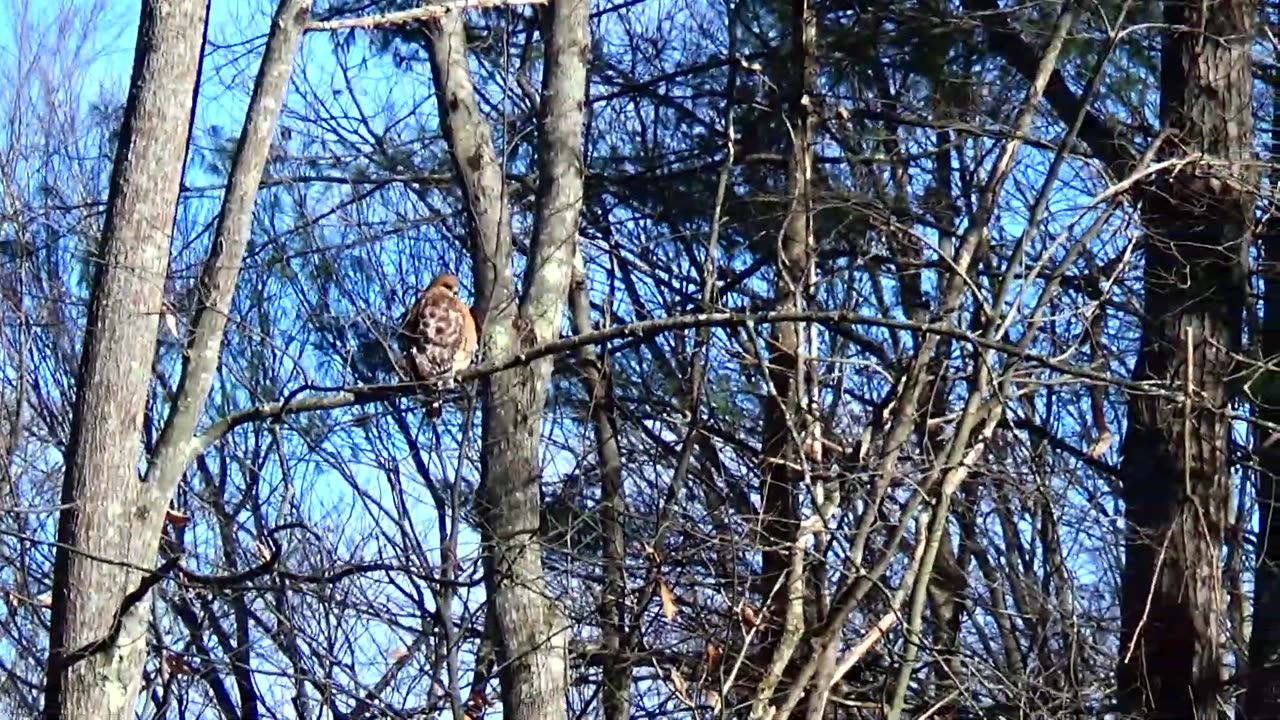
[420,0,590,713]
[42,1,310,716]
[1116,0,1257,715]
[568,255,631,720]
[755,0,817,705]
[464,0,591,716]
[41,1,208,717]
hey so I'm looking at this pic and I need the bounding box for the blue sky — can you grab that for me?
[0,0,500,714]
[6,0,1262,716]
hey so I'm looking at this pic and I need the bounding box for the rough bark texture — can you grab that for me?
[424,11,515,314]
[41,1,309,716]
[424,0,590,716]
[477,0,590,709]
[1247,6,1280,716]
[41,1,208,716]
[1116,0,1257,716]
[144,0,311,498]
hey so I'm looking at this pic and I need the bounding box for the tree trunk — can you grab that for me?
[428,0,590,715]
[40,1,207,712]
[41,1,208,716]
[42,1,309,716]
[754,0,817,708]
[1116,0,1257,716]
[569,253,631,720]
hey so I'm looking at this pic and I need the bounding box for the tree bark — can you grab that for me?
[423,0,590,716]
[569,252,630,720]
[423,11,514,313]
[754,0,817,707]
[477,0,590,702]
[1246,6,1280,717]
[41,2,208,715]
[42,1,310,716]
[1116,0,1257,716]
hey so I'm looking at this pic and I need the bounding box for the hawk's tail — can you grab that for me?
[425,395,444,421]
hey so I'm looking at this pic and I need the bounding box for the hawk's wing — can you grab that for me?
[398,288,465,383]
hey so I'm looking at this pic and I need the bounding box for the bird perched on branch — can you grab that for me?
[398,273,478,411]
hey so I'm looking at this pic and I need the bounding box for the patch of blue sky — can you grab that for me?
[0,0,486,715]
[14,0,1275,715]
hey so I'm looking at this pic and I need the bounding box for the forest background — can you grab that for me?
[0,0,1274,717]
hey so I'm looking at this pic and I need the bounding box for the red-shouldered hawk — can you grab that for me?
[398,273,477,390]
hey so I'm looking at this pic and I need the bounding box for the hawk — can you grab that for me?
[398,273,478,392]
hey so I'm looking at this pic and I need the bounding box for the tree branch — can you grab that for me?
[142,0,311,509]
[307,0,546,32]
[190,307,1213,458]
[963,0,1139,177]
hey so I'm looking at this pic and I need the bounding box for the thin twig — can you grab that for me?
[189,306,1264,462]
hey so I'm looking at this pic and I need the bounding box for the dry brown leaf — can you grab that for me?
[165,508,189,530]
[468,689,493,708]
[164,312,178,337]
[164,653,194,676]
[1087,430,1114,459]
[803,437,824,464]
[388,647,408,662]
[707,689,722,712]
[704,642,722,669]
[256,540,272,562]
[670,667,691,704]
[803,422,825,464]
[740,603,759,628]
[658,578,678,621]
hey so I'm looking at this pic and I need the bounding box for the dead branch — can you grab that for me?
[306,0,547,32]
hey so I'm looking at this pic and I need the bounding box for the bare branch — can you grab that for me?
[142,0,312,516]
[306,0,547,32]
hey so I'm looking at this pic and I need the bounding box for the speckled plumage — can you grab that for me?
[398,273,477,386]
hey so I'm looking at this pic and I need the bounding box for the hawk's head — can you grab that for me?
[427,273,463,296]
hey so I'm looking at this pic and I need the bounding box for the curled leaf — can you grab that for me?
[704,642,722,669]
[669,667,691,704]
[165,508,189,530]
[164,653,194,676]
[658,578,678,620]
